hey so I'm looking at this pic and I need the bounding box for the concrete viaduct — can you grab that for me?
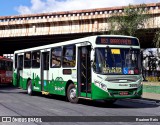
[0,3,160,54]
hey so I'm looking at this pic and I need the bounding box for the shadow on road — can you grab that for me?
[78,99,159,109]
[24,92,160,109]
[0,85,159,109]
[0,84,27,94]
[0,84,14,88]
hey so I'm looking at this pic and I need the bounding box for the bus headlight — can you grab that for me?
[138,81,143,88]
[94,80,107,91]
[101,83,107,90]
[94,80,101,86]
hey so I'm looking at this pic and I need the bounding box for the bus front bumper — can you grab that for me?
[92,84,142,100]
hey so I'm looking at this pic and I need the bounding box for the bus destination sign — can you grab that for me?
[96,37,139,46]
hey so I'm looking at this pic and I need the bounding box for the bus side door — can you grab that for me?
[77,46,91,98]
[41,50,49,92]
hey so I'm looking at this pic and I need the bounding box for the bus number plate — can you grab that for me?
[119,91,128,95]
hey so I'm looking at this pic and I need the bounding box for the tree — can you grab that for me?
[107,4,151,81]
[108,4,150,37]
[153,30,160,82]
[153,30,160,58]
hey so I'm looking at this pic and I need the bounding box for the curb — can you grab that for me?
[141,98,160,103]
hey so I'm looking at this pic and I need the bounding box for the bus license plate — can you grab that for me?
[119,91,128,95]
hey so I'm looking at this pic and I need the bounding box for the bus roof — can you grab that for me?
[14,35,138,54]
[0,56,13,62]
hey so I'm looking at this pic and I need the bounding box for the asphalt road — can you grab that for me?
[0,85,160,125]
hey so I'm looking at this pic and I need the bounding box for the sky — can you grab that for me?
[0,0,159,16]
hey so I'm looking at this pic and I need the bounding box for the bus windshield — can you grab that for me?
[94,48,141,75]
[0,60,13,71]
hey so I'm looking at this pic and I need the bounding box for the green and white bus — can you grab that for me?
[13,35,143,103]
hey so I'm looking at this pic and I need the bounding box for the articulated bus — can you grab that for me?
[0,56,13,84]
[13,35,142,103]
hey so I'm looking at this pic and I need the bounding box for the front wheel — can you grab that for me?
[67,84,79,103]
[27,80,33,96]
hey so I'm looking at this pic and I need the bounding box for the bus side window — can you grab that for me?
[24,52,31,68]
[62,45,76,67]
[1,61,5,70]
[32,51,40,68]
[51,47,62,68]
[0,61,2,70]
[10,62,13,71]
[6,61,9,70]
[18,55,23,70]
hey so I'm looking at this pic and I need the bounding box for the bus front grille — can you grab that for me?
[105,76,139,83]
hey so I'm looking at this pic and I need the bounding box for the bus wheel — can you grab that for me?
[27,80,33,96]
[67,84,79,103]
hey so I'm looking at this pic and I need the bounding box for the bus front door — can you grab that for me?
[41,51,49,93]
[17,55,23,88]
[78,46,91,98]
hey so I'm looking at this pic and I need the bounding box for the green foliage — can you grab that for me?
[108,4,150,36]
[153,30,160,48]
[153,30,160,57]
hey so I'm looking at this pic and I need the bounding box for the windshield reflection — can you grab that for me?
[93,48,141,75]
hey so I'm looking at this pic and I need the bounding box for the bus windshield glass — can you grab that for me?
[94,48,141,75]
[0,60,13,71]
